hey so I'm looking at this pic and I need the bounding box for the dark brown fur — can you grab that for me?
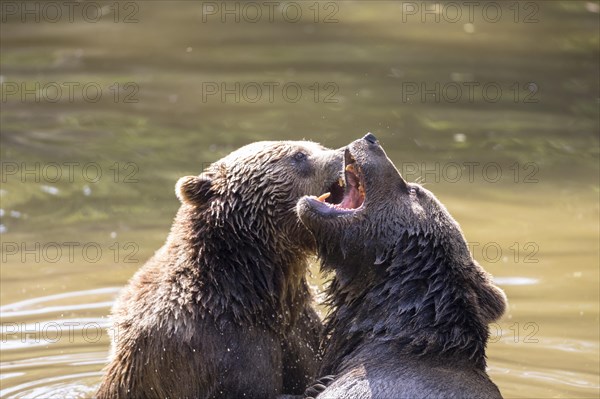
[97,141,343,399]
[297,134,507,399]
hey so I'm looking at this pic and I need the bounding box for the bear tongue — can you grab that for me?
[336,163,363,209]
[339,184,361,209]
[311,163,363,209]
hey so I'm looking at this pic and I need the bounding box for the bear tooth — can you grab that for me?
[317,192,331,202]
[338,178,345,187]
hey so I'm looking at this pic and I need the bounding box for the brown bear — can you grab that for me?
[296,133,507,399]
[96,140,345,399]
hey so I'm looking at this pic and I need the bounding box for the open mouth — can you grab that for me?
[311,148,365,213]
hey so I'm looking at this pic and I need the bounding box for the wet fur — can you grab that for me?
[297,136,507,399]
[97,141,342,399]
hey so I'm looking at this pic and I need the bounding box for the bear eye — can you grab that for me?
[293,152,307,162]
[410,187,418,196]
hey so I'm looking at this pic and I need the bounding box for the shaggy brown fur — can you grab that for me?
[97,141,343,399]
[297,134,507,399]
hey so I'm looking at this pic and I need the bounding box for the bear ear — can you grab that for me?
[477,281,507,324]
[175,174,213,205]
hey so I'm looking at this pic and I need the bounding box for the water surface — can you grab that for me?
[1,1,599,398]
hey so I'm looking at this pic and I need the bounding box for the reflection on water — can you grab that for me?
[494,277,539,286]
[1,371,101,399]
[1,1,599,398]
[1,288,115,398]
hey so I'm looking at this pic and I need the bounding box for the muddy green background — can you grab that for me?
[1,1,599,398]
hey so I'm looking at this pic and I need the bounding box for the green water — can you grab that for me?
[1,1,599,398]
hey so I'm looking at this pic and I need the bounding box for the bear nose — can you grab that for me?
[363,132,378,144]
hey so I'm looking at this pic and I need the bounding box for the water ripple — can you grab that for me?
[0,288,121,313]
[0,371,101,399]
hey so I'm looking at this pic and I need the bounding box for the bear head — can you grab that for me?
[177,140,345,254]
[297,134,507,363]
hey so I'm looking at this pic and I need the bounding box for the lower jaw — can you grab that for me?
[306,197,360,216]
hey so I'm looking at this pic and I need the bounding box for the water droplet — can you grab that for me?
[453,133,466,143]
[586,2,600,13]
[41,185,60,195]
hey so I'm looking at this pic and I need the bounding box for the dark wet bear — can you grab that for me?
[296,134,507,399]
[96,141,344,399]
